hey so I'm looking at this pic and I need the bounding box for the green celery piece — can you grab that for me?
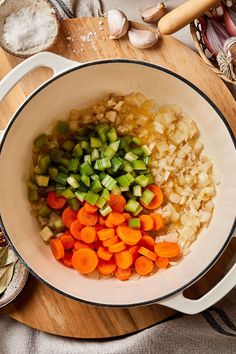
[133,204,143,216]
[59,157,69,168]
[122,161,133,173]
[125,199,140,213]
[99,204,112,216]
[124,152,139,162]
[131,147,143,157]
[85,191,99,205]
[135,175,149,187]
[111,156,123,173]
[62,140,74,152]
[140,189,155,205]
[75,190,86,202]
[91,148,99,161]
[132,160,146,170]
[143,156,151,165]
[56,172,68,185]
[133,185,142,197]
[91,174,99,181]
[62,188,75,200]
[84,154,91,164]
[101,188,110,201]
[81,174,90,187]
[40,226,54,242]
[109,140,120,152]
[68,198,80,211]
[99,172,106,181]
[128,218,141,229]
[33,134,48,150]
[94,158,111,171]
[58,165,68,174]
[104,146,116,160]
[67,176,80,189]
[91,179,103,193]
[107,127,117,142]
[46,184,56,192]
[51,214,64,232]
[34,165,42,174]
[38,205,52,218]
[28,189,38,202]
[141,144,152,156]
[101,174,117,190]
[49,167,58,181]
[73,143,83,158]
[68,158,80,172]
[90,137,102,148]
[35,175,49,187]
[77,127,90,136]
[39,155,51,174]
[50,148,63,163]
[53,120,69,135]
[96,196,107,209]
[132,137,142,146]
[28,181,38,190]
[80,161,94,176]
[80,140,90,150]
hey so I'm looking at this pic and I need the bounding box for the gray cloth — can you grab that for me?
[0,290,236,354]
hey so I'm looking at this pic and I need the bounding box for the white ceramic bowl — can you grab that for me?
[0,53,235,314]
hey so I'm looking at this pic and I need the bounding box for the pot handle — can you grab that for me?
[0,52,78,143]
[158,234,236,314]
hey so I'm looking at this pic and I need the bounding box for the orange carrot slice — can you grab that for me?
[138,235,155,251]
[97,259,116,275]
[60,233,75,250]
[61,207,78,228]
[70,220,83,240]
[97,246,113,261]
[50,238,64,260]
[61,252,73,268]
[140,185,163,210]
[80,226,97,244]
[115,267,131,281]
[128,245,139,263]
[72,248,98,274]
[47,191,66,209]
[123,213,131,222]
[73,240,94,251]
[108,241,126,253]
[140,214,154,231]
[106,212,125,227]
[102,236,119,247]
[97,228,115,241]
[135,256,154,275]
[108,194,126,212]
[117,226,142,245]
[84,202,98,214]
[155,257,169,268]
[77,207,98,226]
[150,213,164,231]
[154,242,180,258]
[138,246,156,261]
[114,250,132,269]
[98,215,105,226]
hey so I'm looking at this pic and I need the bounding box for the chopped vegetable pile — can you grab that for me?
[28,92,216,280]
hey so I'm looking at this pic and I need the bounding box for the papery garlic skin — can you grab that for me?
[107,10,129,39]
[128,28,159,49]
[141,2,167,24]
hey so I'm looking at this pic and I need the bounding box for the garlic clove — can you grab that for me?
[107,9,129,39]
[128,28,159,49]
[141,2,167,24]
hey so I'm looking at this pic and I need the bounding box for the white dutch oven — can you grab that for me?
[0,53,235,314]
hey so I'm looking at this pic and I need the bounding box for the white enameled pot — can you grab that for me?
[0,52,235,314]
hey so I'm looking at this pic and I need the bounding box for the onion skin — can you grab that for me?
[224,7,236,36]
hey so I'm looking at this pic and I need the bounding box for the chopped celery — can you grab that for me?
[68,198,80,211]
[143,156,151,165]
[133,204,143,216]
[49,167,58,181]
[96,196,107,209]
[128,218,140,229]
[99,172,106,181]
[58,165,68,174]
[117,173,134,187]
[51,213,64,232]
[125,199,140,213]
[28,189,38,202]
[85,191,99,205]
[67,176,80,189]
[107,127,117,142]
[62,188,75,199]
[75,190,86,202]
[56,188,66,196]
[96,123,109,142]
[133,185,142,197]
[132,137,142,146]
[40,226,54,242]
[131,147,143,157]
[80,140,89,150]
[33,134,48,150]
[124,152,139,162]
[77,127,89,136]
[132,160,146,170]
[50,148,63,163]
[34,165,42,174]
[141,144,151,156]
[59,157,69,168]
[104,146,116,160]
[73,143,83,158]
[56,172,68,185]
[80,161,94,176]
[99,204,112,216]
[122,161,133,173]
[111,185,121,194]
[84,154,91,164]
[53,120,69,135]
[148,174,154,184]
[46,184,56,192]
[39,155,51,174]
[135,175,149,187]
[38,205,52,218]
[120,136,132,150]
[120,186,129,192]
[91,174,99,181]
[91,148,99,161]
[81,174,90,187]
[140,189,155,205]
[68,158,79,172]
[111,156,123,172]
[94,158,111,171]
[109,140,120,151]
[28,181,37,190]
[35,175,49,187]
[91,179,103,193]
[62,140,74,151]
[101,174,117,190]
[56,183,66,190]
[90,136,102,148]
[101,188,110,201]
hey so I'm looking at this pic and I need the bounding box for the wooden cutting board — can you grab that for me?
[0,18,235,339]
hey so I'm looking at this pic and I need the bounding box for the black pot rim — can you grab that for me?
[0,59,235,308]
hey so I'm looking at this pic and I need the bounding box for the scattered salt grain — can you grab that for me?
[99,21,103,25]
[3,6,57,52]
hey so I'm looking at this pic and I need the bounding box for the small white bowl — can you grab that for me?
[0,0,59,58]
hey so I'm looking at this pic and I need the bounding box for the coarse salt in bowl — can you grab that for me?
[0,0,59,57]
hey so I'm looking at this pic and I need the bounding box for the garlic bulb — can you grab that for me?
[128,28,159,49]
[107,10,129,39]
[224,36,236,64]
[141,2,167,24]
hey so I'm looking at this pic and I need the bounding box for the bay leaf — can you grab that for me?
[0,247,8,266]
[0,262,15,295]
[0,246,8,258]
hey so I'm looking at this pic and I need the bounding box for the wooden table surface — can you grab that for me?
[0,17,235,339]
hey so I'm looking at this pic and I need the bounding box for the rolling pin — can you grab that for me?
[158,0,220,35]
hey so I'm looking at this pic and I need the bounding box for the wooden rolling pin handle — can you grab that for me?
[158,0,220,35]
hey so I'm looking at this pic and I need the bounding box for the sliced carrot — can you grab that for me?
[115,267,131,281]
[135,256,154,275]
[97,259,116,275]
[60,233,75,250]
[73,241,94,251]
[61,252,73,268]
[106,212,125,227]
[47,191,66,209]
[138,246,156,261]
[94,239,103,250]
[108,193,126,212]
[115,250,132,269]
[155,257,169,268]
[154,242,180,258]
[77,207,98,226]
[97,228,115,241]
[61,207,78,228]
[50,238,64,260]
[138,235,155,251]
[117,226,142,245]
[84,202,98,214]
[80,226,97,244]
[123,213,131,222]
[140,185,163,210]
[108,241,126,253]
[102,236,119,247]
[128,245,139,263]
[97,246,113,261]
[140,214,154,231]
[98,215,105,226]
[72,248,98,274]
[70,220,83,240]
[104,218,114,228]
[150,213,164,231]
